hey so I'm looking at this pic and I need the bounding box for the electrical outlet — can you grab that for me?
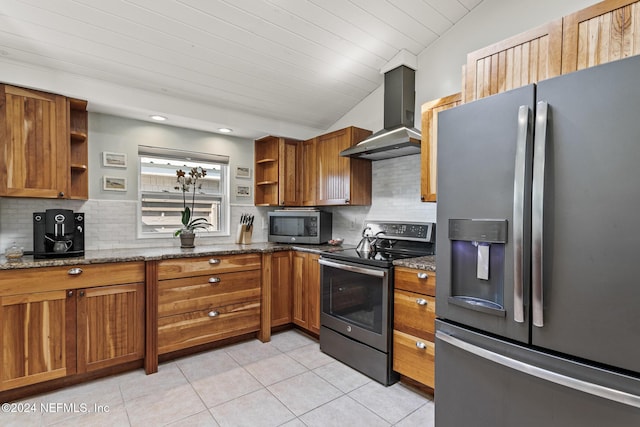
[349,219,356,230]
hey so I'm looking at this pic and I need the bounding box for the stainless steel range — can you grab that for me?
[319,221,435,385]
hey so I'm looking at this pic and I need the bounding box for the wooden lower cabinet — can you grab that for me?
[292,251,321,334]
[157,254,262,354]
[393,267,436,389]
[269,251,292,327]
[0,262,145,392]
[0,290,76,391]
[76,283,145,373]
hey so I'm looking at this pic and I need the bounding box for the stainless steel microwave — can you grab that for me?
[268,210,332,244]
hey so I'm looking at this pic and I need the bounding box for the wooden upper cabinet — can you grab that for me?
[301,137,317,206]
[0,84,88,200]
[254,135,301,206]
[68,98,88,200]
[464,19,563,103]
[420,93,462,203]
[316,126,372,206]
[0,84,69,198]
[562,0,640,73]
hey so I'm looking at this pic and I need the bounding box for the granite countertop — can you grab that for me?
[0,242,350,270]
[393,255,436,272]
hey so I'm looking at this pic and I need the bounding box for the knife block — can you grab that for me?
[236,224,253,244]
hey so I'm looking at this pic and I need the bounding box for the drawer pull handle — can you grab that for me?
[416,298,428,306]
[416,341,427,350]
[417,272,429,280]
[209,258,221,265]
[208,310,219,318]
[68,267,83,275]
[208,277,221,284]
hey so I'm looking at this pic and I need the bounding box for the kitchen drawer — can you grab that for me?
[393,329,435,388]
[158,270,261,317]
[157,253,261,280]
[394,290,435,342]
[158,299,261,354]
[0,262,145,295]
[394,267,435,296]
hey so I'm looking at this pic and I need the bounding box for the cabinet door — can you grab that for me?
[562,0,640,73]
[76,283,145,373]
[292,252,321,334]
[420,93,462,202]
[464,20,563,103]
[316,127,371,206]
[0,290,76,391]
[301,138,317,206]
[316,128,352,205]
[292,252,307,329]
[279,138,302,206]
[0,85,69,198]
[270,251,292,327]
[306,253,321,335]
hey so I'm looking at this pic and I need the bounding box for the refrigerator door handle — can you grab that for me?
[437,331,640,409]
[532,101,548,327]
[513,105,531,323]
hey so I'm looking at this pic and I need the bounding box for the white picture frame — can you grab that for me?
[103,151,128,168]
[235,184,251,197]
[235,166,251,179]
[103,176,127,192]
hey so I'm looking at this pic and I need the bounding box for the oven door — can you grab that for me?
[319,257,390,352]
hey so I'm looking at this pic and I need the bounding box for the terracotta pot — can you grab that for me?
[179,231,195,248]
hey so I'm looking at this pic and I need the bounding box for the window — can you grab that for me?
[138,145,229,237]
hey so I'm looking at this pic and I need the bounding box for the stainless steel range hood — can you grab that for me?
[340,65,421,160]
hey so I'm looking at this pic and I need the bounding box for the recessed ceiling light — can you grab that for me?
[150,115,167,121]
[218,128,233,133]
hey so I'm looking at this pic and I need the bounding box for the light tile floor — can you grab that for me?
[3,330,434,427]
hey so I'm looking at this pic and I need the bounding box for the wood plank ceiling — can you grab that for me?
[0,0,482,138]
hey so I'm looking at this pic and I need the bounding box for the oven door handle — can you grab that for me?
[319,258,387,278]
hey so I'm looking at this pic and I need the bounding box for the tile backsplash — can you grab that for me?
[0,154,435,252]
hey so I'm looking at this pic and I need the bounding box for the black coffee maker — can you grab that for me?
[33,209,85,259]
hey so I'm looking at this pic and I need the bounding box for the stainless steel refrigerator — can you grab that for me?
[435,55,640,426]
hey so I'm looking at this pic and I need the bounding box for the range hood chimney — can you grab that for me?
[340,65,421,161]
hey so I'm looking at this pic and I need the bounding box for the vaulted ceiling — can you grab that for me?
[0,0,482,138]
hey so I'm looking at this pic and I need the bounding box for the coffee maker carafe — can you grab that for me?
[33,209,85,258]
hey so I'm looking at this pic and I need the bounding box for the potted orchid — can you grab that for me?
[174,166,211,247]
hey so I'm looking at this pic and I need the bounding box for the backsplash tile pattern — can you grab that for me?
[329,155,436,245]
[0,154,435,252]
[0,197,267,252]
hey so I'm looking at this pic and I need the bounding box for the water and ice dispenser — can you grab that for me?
[448,219,507,316]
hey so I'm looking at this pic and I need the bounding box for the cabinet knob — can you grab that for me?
[68,267,83,275]
[67,290,74,297]
[416,341,427,350]
[416,298,428,306]
[417,272,429,280]
[58,191,65,198]
[344,199,350,204]
[208,310,219,318]
[209,258,221,265]
[208,277,221,284]
[79,290,85,297]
